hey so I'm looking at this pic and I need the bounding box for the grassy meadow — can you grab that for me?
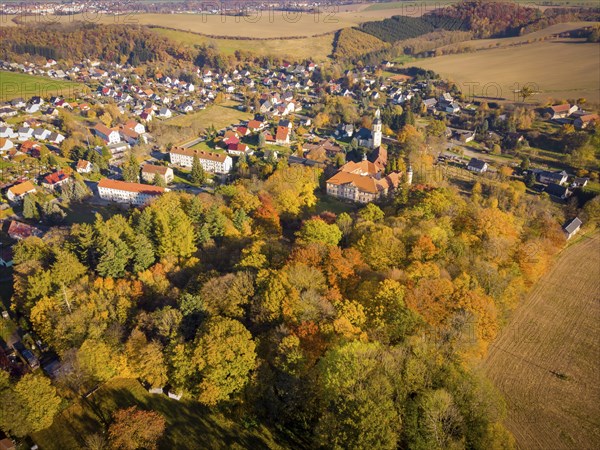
[167,101,252,132]
[32,377,285,450]
[152,27,334,61]
[0,71,85,101]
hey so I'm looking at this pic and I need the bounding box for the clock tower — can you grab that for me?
[372,108,382,149]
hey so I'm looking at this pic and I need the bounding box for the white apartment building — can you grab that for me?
[97,178,166,206]
[169,147,233,174]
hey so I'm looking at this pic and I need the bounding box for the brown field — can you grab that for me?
[0,6,432,36]
[413,40,600,104]
[483,231,600,450]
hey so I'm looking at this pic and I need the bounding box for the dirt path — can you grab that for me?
[483,231,600,450]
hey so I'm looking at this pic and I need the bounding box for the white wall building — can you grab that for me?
[97,178,166,206]
[169,147,233,174]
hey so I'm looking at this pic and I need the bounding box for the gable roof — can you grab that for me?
[468,158,487,170]
[549,104,572,113]
[8,180,36,196]
[563,217,582,234]
[76,159,91,170]
[141,164,169,175]
[94,123,116,136]
[275,126,289,141]
[43,170,69,185]
[339,160,379,176]
[170,147,229,163]
[98,178,166,194]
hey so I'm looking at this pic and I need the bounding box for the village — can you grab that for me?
[0,53,595,397]
[1,55,597,273]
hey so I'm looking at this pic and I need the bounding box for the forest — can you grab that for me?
[0,23,195,68]
[358,16,438,43]
[331,28,389,60]
[3,147,597,447]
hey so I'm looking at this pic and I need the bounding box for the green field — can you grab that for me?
[0,71,84,101]
[364,1,453,12]
[167,101,253,131]
[32,377,285,450]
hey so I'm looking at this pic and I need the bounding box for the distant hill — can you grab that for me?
[0,23,195,66]
[358,1,600,43]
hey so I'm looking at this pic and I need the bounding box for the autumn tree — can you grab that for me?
[192,317,256,405]
[315,341,401,450]
[125,329,168,388]
[0,373,62,437]
[296,218,342,246]
[109,406,166,450]
[264,165,318,215]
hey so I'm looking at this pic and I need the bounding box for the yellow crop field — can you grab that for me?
[1,6,427,37]
[413,40,600,104]
[484,232,600,450]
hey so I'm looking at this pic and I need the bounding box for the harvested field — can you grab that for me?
[483,231,600,450]
[413,40,600,104]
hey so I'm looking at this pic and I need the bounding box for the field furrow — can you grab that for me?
[483,232,600,450]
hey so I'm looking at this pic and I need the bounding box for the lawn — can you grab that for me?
[189,140,225,153]
[32,377,286,450]
[311,191,357,216]
[167,101,252,131]
[63,201,127,225]
[0,71,85,102]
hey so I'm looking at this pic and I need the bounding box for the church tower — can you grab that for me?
[372,108,382,149]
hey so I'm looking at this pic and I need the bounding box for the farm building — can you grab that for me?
[539,170,568,185]
[467,158,488,173]
[562,217,582,240]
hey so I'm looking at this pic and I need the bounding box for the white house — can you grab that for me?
[17,127,34,141]
[97,178,166,206]
[0,127,16,139]
[467,158,488,173]
[76,159,93,173]
[93,124,121,144]
[169,147,233,174]
[563,217,582,240]
[141,164,174,184]
[7,180,37,202]
[158,107,172,118]
[48,132,65,145]
[0,138,14,153]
